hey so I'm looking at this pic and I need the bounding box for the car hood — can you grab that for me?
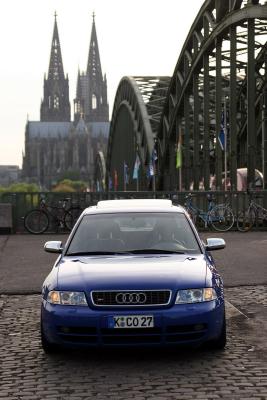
[56,254,209,291]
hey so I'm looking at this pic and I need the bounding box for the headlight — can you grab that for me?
[175,288,217,304]
[47,291,88,306]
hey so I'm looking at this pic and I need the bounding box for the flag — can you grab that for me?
[218,130,225,151]
[152,147,158,162]
[147,145,158,177]
[114,169,118,191]
[176,132,182,169]
[102,178,106,191]
[152,146,158,174]
[124,161,129,185]
[133,154,140,180]
[148,162,154,177]
[108,176,113,190]
[218,110,225,151]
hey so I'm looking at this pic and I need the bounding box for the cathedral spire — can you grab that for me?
[86,13,103,79]
[41,12,70,121]
[48,12,65,80]
[74,13,109,123]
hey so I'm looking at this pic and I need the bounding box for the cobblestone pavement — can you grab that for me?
[0,286,267,400]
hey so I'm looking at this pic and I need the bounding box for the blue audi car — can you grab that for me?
[41,199,226,352]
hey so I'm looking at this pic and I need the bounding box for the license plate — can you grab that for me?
[109,315,154,329]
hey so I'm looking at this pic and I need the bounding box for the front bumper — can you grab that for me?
[41,299,225,348]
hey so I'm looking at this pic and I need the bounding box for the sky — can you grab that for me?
[0,0,202,168]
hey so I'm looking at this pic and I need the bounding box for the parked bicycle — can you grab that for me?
[184,193,235,232]
[24,197,83,234]
[237,192,267,232]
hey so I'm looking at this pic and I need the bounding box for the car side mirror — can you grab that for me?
[44,241,63,254]
[205,238,225,251]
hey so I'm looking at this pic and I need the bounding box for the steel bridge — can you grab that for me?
[106,0,267,192]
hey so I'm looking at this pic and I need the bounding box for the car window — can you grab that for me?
[66,212,201,255]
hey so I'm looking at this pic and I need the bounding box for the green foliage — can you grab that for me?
[52,182,76,192]
[52,179,88,192]
[0,182,40,193]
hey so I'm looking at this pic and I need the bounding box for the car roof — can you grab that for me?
[82,199,185,215]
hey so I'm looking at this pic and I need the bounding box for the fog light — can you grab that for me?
[194,324,205,331]
[60,326,70,333]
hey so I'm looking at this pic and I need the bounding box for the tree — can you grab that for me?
[0,182,40,193]
[52,179,88,192]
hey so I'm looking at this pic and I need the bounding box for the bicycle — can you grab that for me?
[24,197,83,234]
[184,193,235,232]
[237,192,267,232]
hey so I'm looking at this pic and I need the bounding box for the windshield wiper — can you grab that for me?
[67,251,132,256]
[127,249,185,254]
[67,249,185,256]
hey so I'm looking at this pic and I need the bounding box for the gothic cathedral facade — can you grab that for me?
[22,14,109,189]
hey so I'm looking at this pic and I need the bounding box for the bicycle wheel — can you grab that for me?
[186,209,197,225]
[210,205,235,232]
[64,207,83,230]
[195,214,206,230]
[236,209,255,232]
[24,210,49,234]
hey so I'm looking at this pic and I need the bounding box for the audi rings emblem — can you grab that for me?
[115,292,147,304]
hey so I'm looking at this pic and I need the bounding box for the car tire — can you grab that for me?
[41,323,60,354]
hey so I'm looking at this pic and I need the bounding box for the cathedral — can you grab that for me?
[22,13,109,189]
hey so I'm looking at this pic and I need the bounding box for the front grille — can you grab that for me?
[91,290,171,306]
[56,323,207,345]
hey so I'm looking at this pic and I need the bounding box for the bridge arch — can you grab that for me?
[106,76,170,190]
[107,0,267,192]
[157,0,267,190]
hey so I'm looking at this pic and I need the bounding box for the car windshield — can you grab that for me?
[66,212,201,255]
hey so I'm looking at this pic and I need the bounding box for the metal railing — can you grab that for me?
[1,190,267,233]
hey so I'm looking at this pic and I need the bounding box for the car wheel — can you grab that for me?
[41,323,60,354]
[207,314,226,350]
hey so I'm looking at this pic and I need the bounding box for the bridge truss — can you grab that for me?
[106,76,170,190]
[107,0,267,191]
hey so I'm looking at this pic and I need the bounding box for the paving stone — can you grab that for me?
[0,288,266,399]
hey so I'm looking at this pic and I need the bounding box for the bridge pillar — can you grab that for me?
[193,36,200,191]
[247,18,256,190]
[215,38,223,190]
[263,89,267,189]
[203,16,210,190]
[184,90,191,190]
[230,25,237,191]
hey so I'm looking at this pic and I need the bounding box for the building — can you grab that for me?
[22,13,109,189]
[0,165,20,187]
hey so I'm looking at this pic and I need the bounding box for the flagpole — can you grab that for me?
[136,148,139,192]
[134,139,139,192]
[123,162,126,192]
[152,140,157,194]
[224,97,227,191]
[152,162,156,193]
[177,127,183,192]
